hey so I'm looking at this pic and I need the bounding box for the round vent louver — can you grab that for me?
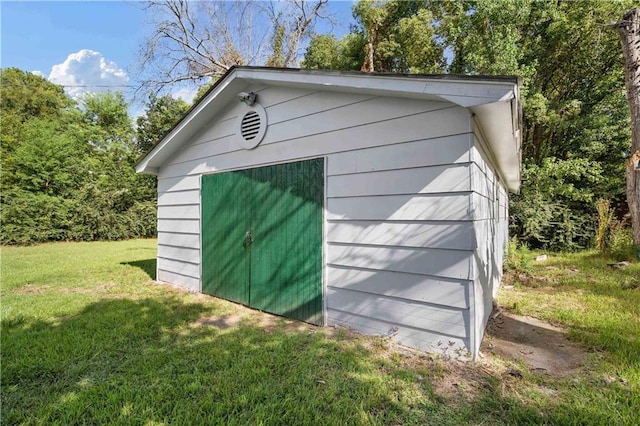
[236,103,267,150]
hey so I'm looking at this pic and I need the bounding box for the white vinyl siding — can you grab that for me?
[468,132,510,355]
[155,83,484,355]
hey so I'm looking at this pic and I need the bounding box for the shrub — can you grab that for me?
[504,237,532,272]
[595,198,616,252]
[610,227,635,262]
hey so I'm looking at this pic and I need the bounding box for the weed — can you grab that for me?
[504,237,532,273]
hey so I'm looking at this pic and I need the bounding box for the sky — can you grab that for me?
[0,0,354,115]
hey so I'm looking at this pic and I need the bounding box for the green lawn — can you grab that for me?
[1,240,639,425]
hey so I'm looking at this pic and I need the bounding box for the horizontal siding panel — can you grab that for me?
[326,287,470,338]
[326,221,475,250]
[160,133,472,182]
[327,244,472,280]
[327,266,470,308]
[157,257,200,278]
[471,163,494,198]
[254,85,317,109]
[158,175,200,193]
[265,91,375,125]
[163,106,471,175]
[189,116,237,148]
[327,134,472,175]
[158,189,200,206]
[471,141,490,175]
[158,244,200,263]
[157,269,200,292]
[471,192,493,220]
[158,204,200,219]
[168,103,455,168]
[328,309,470,353]
[260,102,464,149]
[170,92,381,167]
[157,219,200,234]
[168,135,236,167]
[327,164,471,198]
[158,232,200,249]
[327,194,471,221]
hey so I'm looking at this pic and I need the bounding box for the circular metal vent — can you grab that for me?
[241,111,261,140]
[236,103,267,150]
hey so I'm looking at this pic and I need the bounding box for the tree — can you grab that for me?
[136,94,190,155]
[1,68,158,244]
[137,0,329,94]
[301,34,365,70]
[352,0,443,73]
[303,0,635,250]
[608,8,640,246]
[0,68,75,172]
[0,68,73,123]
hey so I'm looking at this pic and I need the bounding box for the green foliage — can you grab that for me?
[302,34,341,69]
[135,94,189,155]
[504,237,532,272]
[596,199,616,252]
[81,92,134,151]
[1,68,158,244]
[302,0,633,251]
[0,68,74,122]
[302,34,366,71]
[265,25,286,67]
[510,158,602,250]
[610,227,636,262]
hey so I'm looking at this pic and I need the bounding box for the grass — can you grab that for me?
[1,239,639,425]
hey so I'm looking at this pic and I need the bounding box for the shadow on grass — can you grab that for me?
[1,295,627,425]
[121,258,157,280]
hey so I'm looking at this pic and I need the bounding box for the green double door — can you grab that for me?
[201,158,324,325]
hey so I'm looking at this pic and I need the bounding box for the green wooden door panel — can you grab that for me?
[250,159,324,325]
[201,158,324,325]
[201,171,251,305]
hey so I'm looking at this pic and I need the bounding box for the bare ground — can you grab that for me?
[481,308,586,377]
[192,298,586,379]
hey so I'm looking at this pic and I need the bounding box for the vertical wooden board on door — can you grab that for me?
[201,171,251,305]
[250,159,324,325]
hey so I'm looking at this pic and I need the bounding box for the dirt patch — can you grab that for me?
[482,309,586,377]
[193,309,322,334]
[15,284,51,294]
[195,314,243,329]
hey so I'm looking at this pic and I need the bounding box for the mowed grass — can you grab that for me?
[1,240,639,425]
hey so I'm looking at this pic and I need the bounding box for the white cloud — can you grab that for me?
[48,49,129,99]
[31,70,46,78]
[171,86,199,105]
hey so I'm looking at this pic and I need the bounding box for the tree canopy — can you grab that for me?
[1,1,636,251]
[303,0,635,250]
[0,68,181,244]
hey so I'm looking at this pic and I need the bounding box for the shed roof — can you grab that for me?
[136,66,521,191]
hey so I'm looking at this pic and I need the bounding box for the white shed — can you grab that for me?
[137,66,521,359]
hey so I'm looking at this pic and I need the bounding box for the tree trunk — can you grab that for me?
[609,8,640,246]
[361,22,378,73]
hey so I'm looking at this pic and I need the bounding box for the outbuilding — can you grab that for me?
[136,66,521,359]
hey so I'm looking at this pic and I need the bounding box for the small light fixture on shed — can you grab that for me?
[238,91,257,106]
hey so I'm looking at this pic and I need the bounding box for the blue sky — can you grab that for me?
[1,0,354,113]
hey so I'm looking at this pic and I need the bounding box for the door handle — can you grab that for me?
[243,230,254,247]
